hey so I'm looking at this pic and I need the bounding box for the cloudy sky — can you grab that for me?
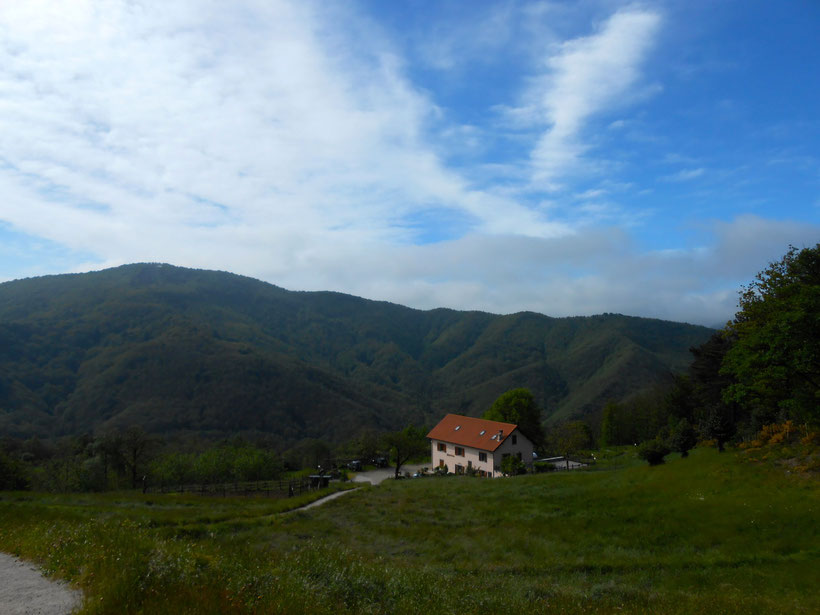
[1,0,818,326]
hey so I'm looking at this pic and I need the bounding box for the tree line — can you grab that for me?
[0,424,431,492]
[601,244,820,463]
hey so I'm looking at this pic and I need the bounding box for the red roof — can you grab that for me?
[427,413,519,452]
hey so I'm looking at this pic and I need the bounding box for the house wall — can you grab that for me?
[491,431,534,474]
[431,441,495,476]
[431,428,534,477]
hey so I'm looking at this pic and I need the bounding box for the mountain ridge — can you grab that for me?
[0,263,714,445]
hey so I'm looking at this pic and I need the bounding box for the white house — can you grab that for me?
[427,413,534,477]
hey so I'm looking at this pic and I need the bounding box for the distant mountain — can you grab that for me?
[0,263,713,445]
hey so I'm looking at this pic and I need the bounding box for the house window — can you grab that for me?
[439,459,445,468]
[512,435,517,445]
[437,442,446,452]
[478,452,487,462]
[455,464,464,474]
[455,446,465,457]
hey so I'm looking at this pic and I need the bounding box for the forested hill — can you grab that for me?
[0,263,713,444]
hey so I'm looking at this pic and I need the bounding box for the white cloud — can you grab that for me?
[661,168,705,182]
[211,214,816,328]
[519,8,661,188]
[0,0,569,271]
[0,2,814,330]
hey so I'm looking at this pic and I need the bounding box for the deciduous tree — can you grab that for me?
[722,244,820,426]
[383,425,428,479]
[483,388,545,450]
[549,420,593,457]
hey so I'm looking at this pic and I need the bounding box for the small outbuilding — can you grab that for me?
[308,474,330,489]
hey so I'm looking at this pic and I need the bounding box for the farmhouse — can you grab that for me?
[427,413,534,477]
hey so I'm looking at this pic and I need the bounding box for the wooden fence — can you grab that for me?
[149,476,315,498]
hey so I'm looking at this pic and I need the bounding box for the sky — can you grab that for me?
[0,0,818,327]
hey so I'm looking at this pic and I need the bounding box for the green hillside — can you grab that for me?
[0,448,816,613]
[0,263,713,443]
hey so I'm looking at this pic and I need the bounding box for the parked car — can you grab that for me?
[347,460,362,472]
[371,456,388,468]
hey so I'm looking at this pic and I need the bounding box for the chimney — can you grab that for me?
[497,430,503,441]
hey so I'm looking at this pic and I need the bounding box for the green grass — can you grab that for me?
[1,448,817,614]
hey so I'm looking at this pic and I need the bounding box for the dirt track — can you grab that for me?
[351,463,426,485]
[0,553,81,615]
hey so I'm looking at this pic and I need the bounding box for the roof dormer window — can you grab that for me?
[479,430,486,436]
[454,425,461,431]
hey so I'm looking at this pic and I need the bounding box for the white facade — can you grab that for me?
[431,429,534,477]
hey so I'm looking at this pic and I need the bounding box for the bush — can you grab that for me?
[637,439,670,466]
[668,419,698,458]
[500,455,527,476]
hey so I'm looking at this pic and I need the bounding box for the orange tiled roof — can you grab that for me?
[427,413,519,452]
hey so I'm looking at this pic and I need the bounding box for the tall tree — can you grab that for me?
[483,388,545,450]
[599,401,618,447]
[689,332,740,447]
[549,421,593,457]
[722,244,820,426]
[383,425,428,479]
[121,426,154,489]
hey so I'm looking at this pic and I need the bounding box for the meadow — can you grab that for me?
[0,448,817,614]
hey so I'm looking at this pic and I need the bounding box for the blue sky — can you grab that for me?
[0,0,817,326]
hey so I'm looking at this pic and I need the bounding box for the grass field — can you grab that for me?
[1,448,817,614]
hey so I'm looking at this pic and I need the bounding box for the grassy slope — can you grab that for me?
[0,448,817,614]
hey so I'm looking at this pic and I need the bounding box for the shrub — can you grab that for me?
[668,419,697,458]
[637,439,670,466]
[500,455,527,476]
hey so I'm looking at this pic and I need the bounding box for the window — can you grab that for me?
[455,464,464,475]
[437,442,446,452]
[454,425,461,431]
[439,459,445,468]
[455,446,465,457]
[479,430,486,436]
[512,435,517,445]
[478,452,487,462]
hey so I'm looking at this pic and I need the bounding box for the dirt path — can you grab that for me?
[0,553,82,615]
[293,488,357,511]
[286,464,428,512]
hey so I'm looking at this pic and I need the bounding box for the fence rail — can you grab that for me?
[148,477,318,498]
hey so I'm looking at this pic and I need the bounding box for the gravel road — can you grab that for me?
[0,553,82,615]
[351,464,426,485]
